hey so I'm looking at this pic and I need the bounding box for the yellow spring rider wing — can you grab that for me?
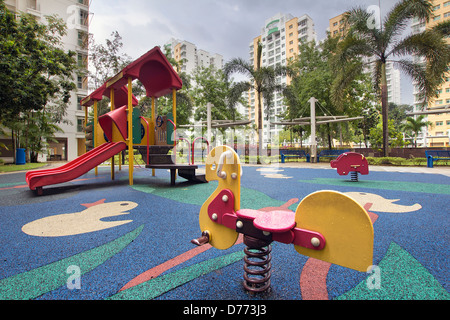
[199,146,241,250]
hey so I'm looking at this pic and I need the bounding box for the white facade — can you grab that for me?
[411,16,428,147]
[386,61,402,106]
[249,13,317,144]
[164,38,223,75]
[4,0,90,162]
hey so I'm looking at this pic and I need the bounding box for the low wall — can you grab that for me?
[352,147,449,159]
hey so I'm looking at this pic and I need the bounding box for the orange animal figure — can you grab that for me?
[330,152,369,181]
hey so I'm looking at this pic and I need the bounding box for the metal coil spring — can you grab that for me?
[243,245,272,293]
[351,171,359,182]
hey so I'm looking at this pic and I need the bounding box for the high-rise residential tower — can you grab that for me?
[164,38,223,75]
[412,0,450,147]
[248,13,317,144]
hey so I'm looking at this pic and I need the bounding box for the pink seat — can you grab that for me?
[236,209,296,233]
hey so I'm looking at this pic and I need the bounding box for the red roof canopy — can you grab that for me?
[105,46,183,98]
[80,84,138,108]
[81,46,182,107]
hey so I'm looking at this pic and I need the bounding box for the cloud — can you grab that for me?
[90,0,401,61]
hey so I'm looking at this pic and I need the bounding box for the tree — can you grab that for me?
[0,1,77,162]
[403,115,433,147]
[156,71,194,126]
[88,31,132,90]
[88,31,133,117]
[333,0,450,156]
[0,2,76,121]
[192,66,243,123]
[224,41,286,153]
[284,38,376,149]
[356,105,379,147]
[369,118,406,149]
[389,103,414,130]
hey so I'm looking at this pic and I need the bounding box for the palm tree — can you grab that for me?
[332,0,450,156]
[404,115,433,147]
[224,41,285,155]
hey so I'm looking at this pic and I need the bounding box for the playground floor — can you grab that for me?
[0,161,448,307]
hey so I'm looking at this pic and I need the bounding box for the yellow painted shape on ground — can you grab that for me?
[295,191,374,272]
[344,192,422,213]
[22,201,137,237]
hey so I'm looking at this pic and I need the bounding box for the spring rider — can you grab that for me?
[191,146,374,293]
[330,152,369,182]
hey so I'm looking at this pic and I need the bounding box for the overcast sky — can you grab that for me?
[88,0,413,104]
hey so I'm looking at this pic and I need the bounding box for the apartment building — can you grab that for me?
[329,13,347,40]
[2,0,90,162]
[412,0,450,147]
[248,13,317,144]
[164,38,223,75]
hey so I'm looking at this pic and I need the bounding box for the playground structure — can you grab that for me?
[191,145,374,293]
[26,47,207,194]
[330,152,369,182]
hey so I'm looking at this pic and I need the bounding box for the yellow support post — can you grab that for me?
[93,100,98,176]
[151,96,155,176]
[84,105,88,129]
[84,105,88,155]
[110,88,115,181]
[119,150,122,171]
[172,88,177,181]
[127,77,134,186]
[172,88,177,127]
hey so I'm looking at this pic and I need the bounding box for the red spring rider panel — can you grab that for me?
[330,152,369,182]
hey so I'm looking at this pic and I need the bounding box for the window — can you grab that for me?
[79,9,89,27]
[433,15,441,21]
[77,96,85,110]
[77,53,88,68]
[436,121,444,126]
[77,118,84,132]
[78,31,88,49]
[77,75,87,90]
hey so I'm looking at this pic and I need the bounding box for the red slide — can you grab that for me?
[26,141,127,195]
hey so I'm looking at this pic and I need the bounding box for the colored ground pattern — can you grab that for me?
[0,163,448,301]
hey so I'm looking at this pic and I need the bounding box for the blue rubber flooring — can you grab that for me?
[0,164,448,303]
